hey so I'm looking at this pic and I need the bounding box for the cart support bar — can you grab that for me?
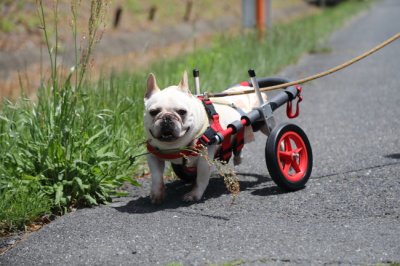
[269,86,298,111]
[193,69,200,95]
[248,69,265,106]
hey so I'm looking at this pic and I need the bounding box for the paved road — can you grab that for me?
[1,0,400,265]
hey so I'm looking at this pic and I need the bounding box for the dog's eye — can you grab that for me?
[149,109,160,116]
[177,109,187,116]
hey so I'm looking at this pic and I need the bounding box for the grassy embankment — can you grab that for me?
[0,0,372,234]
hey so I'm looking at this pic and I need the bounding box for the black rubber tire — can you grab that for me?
[265,123,312,191]
[171,163,197,183]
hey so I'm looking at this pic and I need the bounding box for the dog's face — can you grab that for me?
[144,72,205,149]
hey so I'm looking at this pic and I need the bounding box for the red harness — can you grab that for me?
[146,96,245,163]
[146,142,203,160]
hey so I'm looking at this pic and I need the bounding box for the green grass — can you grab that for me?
[165,263,183,266]
[0,0,39,33]
[0,0,372,233]
[0,176,51,234]
[209,259,245,266]
[0,20,14,33]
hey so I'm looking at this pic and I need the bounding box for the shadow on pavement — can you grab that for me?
[384,153,400,160]
[114,172,283,214]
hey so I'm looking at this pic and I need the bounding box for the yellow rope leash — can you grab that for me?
[207,32,400,97]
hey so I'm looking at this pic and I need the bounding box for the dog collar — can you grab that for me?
[146,142,204,160]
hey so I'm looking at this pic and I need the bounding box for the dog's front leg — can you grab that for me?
[183,145,217,202]
[147,154,166,204]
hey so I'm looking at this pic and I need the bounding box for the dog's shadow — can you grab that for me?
[114,172,286,214]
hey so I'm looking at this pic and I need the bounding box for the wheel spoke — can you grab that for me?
[284,137,293,151]
[291,161,301,173]
[293,147,303,154]
[283,162,291,176]
[278,151,292,162]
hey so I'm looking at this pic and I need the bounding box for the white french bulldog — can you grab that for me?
[144,71,267,204]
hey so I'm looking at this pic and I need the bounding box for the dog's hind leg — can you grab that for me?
[233,150,243,166]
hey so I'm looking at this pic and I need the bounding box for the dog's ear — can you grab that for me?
[178,70,190,93]
[145,73,160,100]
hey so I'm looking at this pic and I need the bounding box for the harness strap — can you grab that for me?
[198,96,237,163]
[233,128,245,156]
[197,96,224,146]
[219,136,232,162]
[182,158,197,173]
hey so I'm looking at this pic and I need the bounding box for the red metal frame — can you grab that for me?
[220,118,249,139]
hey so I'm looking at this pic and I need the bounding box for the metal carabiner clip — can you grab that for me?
[286,85,303,119]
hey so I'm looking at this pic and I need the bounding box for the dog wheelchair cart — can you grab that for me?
[172,69,312,191]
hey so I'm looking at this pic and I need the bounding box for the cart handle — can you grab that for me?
[269,85,299,111]
[234,77,291,89]
[249,77,291,88]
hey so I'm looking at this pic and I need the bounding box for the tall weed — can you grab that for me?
[0,0,139,232]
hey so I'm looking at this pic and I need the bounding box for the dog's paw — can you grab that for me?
[182,190,203,202]
[151,193,165,204]
[151,187,165,205]
[233,155,242,166]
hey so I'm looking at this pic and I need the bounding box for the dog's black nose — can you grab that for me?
[159,115,178,141]
[162,116,172,123]
[161,116,175,131]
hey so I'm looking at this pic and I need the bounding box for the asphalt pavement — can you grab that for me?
[1,0,400,265]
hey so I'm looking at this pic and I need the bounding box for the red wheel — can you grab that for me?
[265,123,312,191]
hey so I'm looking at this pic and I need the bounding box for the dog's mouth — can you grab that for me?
[150,127,190,143]
[159,133,178,142]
